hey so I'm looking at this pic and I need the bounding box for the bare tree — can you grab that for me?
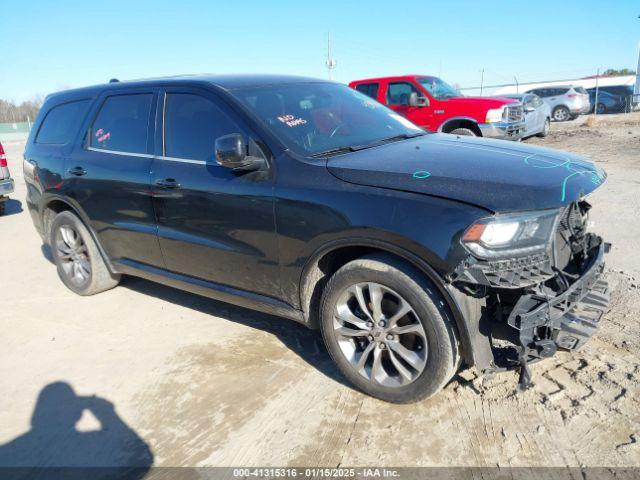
[0,96,44,123]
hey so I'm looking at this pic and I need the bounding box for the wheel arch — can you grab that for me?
[298,238,476,366]
[438,117,482,136]
[41,194,117,274]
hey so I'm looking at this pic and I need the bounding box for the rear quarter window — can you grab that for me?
[35,99,91,145]
[90,94,153,154]
[355,83,379,100]
[574,87,587,94]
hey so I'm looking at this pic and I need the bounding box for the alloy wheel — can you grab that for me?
[332,282,428,388]
[553,108,569,121]
[55,224,91,286]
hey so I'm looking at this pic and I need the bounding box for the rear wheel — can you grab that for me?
[596,103,606,114]
[449,127,477,137]
[50,211,120,295]
[537,118,550,137]
[552,106,570,122]
[319,254,460,403]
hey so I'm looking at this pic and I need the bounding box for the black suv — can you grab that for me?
[24,75,609,403]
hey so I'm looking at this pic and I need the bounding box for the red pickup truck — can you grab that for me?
[349,75,525,140]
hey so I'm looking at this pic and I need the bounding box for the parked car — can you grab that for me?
[525,85,590,122]
[0,141,15,215]
[25,75,609,403]
[502,93,551,138]
[587,89,625,114]
[349,75,525,140]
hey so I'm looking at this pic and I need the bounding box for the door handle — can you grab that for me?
[155,178,181,189]
[68,166,87,176]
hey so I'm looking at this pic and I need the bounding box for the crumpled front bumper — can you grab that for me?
[506,238,609,360]
[478,121,526,141]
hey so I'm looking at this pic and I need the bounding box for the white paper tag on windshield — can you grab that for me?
[389,113,422,131]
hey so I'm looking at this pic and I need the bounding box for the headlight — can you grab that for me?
[485,107,505,123]
[462,209,560,259]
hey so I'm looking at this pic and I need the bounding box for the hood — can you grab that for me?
[327,134,606,213]
[442,96,517,108]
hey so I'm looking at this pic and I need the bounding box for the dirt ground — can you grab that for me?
[1,113,639,471]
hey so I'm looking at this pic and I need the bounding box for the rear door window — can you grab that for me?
[36,99,91,145]
[386,82,420,105]
[164,93,237,161]
[90,94,153,154]
[355,83,379,100]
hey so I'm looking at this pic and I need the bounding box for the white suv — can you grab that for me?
[526,85,590,122]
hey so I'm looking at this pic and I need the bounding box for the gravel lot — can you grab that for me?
[1,114,639,471]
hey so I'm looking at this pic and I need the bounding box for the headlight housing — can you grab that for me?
[485,107,505,123]
[462,209,560,260]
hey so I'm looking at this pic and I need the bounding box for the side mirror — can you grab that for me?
[408,92,429,107]
[214,134,264,172]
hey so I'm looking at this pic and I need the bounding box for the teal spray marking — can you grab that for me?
[523,154,605,202]
[413,171,431,179]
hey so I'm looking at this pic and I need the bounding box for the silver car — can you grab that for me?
[503,93,551,138]
[526,85,590,122]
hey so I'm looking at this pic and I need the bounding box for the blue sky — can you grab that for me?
[1,0,638,101]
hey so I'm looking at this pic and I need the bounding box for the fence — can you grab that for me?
[0,122,31,143]
[458,74,639,116]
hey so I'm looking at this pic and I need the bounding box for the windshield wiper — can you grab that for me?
[378,132,427,143]
[310,132,427,158]
[351,132,427,150]
[310,146,357,158]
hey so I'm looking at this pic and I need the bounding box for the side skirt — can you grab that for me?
[114,259,306,325]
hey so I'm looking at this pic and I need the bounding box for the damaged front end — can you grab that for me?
[449,200,610,390]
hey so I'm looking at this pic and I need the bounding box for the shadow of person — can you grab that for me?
[0,382,153,480]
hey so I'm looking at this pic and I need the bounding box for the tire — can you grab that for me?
[50,210,120,295]
[319,253,460,403]
[536,118,550,138]
[552,106,570,122]
[596,103,606,114]
[449,127,477,137]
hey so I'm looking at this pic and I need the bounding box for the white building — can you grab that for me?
[490,75,635,96]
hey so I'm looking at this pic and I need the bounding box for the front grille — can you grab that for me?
[504,104,523,123]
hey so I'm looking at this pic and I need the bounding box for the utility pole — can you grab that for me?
[325,31,337,80]
[594,68,600,117]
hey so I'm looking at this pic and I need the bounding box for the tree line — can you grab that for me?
[0,97,44,124]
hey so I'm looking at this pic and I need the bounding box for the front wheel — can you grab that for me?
[320,254,460,403]
[50,211,121,295]
[537,118,550,138]
[449,127,477,137]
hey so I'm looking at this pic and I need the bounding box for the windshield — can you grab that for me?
[231,82,424,156]
[417,77,461,100]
